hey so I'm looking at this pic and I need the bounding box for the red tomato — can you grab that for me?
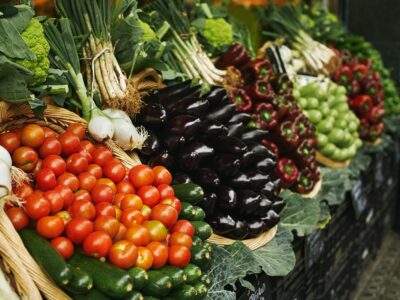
[57,173,79,191]
[103,162,126,184]
[32,159,43,177]
[124,224,151,246]
[42,155,66,177]
[93,148,113,167]
[37,216,64,239]
[59,132,81,156]
[54,185,75,208]
[94,215,119,238]
[143,220,168,242]
[113,193,125,208]
[97,178,117,193]
[116,180,135,194]
[35,168,57,191]
[114,223,127,242]
[44,190,64,214]
[137,185,160,208]
[51,237,74,259]
[141,205,152,221]
[168,245,191,268]
[114,206,122,221]
[135,247,153,270]
[147,241,169,269]
[43,127,57,139]
[121,208,145,227]
[11,128,23,139]
[66,123,86,141]
[160,197,182,214]
[38,137,62,158]
[95,202,116,218]
[75,190,92,202]
[80,140,96,155]
[150,204,178,228]
[91,184,114,204]
[70,199,96,220]
[129,165,154,188]
[65,217,94,244]
[0,132,20,153]
[83,231,112,258]
[25,191,50,220]
[66,153,88,175]
[109,240,138,269]
[120,194,143,211]
[56,210,72,225]
[78,173,97,191]
[158,184,175,199]
[12,146,38,172]
[21,124,45,148]
[6,207,29,230]
[79,149,93,163]
[87,164,103,179]
[152,166,172,186]
[172,220,195,237]
[169,232,192,249]
[13,182,33,200]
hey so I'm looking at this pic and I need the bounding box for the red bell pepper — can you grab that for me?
[261,139,279,158]
[334,65,353,84]
[293,114,314,139]
[352,64,368,81]
[253,103,278,130]
[372,71,381,81]
[293,167,316,194]
[242,59,272,82]
[346,80,361,97]
[350,95,373,117]
[272,121,300,151]
[216,43,251,69]
[273,95,294,120]
[270,74,293,95]
[293,139,316,168]
[359,58,372,69]
[277,158,299,188]
[369,122,384,141]
[246,80,275,102]
[358,118,371,140]
[366,103,385,124]
[231,89,253,112]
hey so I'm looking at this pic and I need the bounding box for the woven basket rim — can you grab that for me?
[302,174,322,199]
[316,151,351,169]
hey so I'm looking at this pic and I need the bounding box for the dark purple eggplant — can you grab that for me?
[213,155,240,178]
[260,181,280,198]
[177,151,201,172]
[210,136,248,155]
[229,172,252,189]
[200,120,229,139]
[245,171,270,189]
[241,129,269,142]
[254,196,273,216]
[228,113,252,125]
[227,122,244,137]
[199,192,217,215]
[256,157,276,174]
[148,151,176,170]
[158,83,202,109]
[209,213,236,234]
[241,142,272,169]
[227,219,249,240]
[271,198,285,214]
[168,97,209,117]
[247,219,266,238]
[164,135,186,153]
[261,210,280,228]
[167,115,201,138]
[183,142,214,159]
[204,87,228,107]
[195,168,221,188]
[216,186,237,210]
[204,104,236,123]
[172,173,192,185]
[139,132,161,156]
[137,102,167,127]
[236,190,262,215]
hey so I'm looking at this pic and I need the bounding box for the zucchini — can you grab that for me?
[142,270,173,298]
[19,229,72,286]
[200,274,211,286]
[159,266,187,288]
[64,265,93,295]
[194,283,208,299]
[123,291,144,300]
[68,253,133,298]
[128,267,148,291]
[168,284,197,300]
[183,264,202,284]
[172,183,204,204]
[191,246,212,271]
[73,288,111,300]
[192,236,203,249]
[192,221,212,240]
[180,202,196,220]
[192,206,206,221]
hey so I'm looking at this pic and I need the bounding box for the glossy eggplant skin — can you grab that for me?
[164,135,186,153]
[261,210,280,228]
[213,155,241,178]
[245,171,270,189]
[148,151,176,170]
[241,142,272,169]
[204,104,236,123]
[211,136,248,155]
[137,102,167,127]
[271,199,286,214]
[260,181,281,198]
[256,157,276,174]
[172,173,192,185]
[229,172,252,189]
[205,87,228,107]
[236,190,262,215]
[199,192,217,216]
[209,213,236,235]
[200,121,228,139]
[217,186,237,210]
[227,122,244,137]
[241,129,269,142]
[247,219,266,238]
[158,83,202,109]
[167,115,201,138]
[226,219,249,240]
[168,97,210,117]
[254,196,273,217]
[177,143,214,172]
[195,168,221,189]
[228,113,252,125]
[139,132,161,156]
[183,142,214,159]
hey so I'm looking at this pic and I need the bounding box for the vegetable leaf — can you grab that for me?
[28,97,46,118]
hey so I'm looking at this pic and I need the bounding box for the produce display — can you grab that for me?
[136,81,284,240]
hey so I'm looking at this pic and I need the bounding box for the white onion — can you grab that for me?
[88,115,115,142]
[111,118,148,150]
[0,162,11,198]
[103,108,131,123]
[0,146,12,168]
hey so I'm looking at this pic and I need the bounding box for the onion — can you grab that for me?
[0,162,12,198]
[103,108,131,123]
[88,108,115,142]
[0,146,12,168]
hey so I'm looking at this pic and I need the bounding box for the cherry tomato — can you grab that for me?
[158,184,175,199]
[109,240,138,269]
[65,217,94,244]
[91,184,114,204]
[137,185,160,208]
[70,199,96,220]
[113,193,125,208]
[143,220,168,242]
[42,155,66,177]
[87,164,103,179]
[80,140,96,155]
[114,223,127,242]
[116,180,135,194]
[44,189,64,214]
[35,168,57,191]
[56,210,72,225]
[141,205,152,221]
[12,146,38,172]
[94,215,119,238]
[121,208,145,227]
[78,172,97,192]
[79,149,93,164]
[11,128,23,139]
[95,202,116,218]
[32,159,43,177]
[172,220,195,237]
[66,153,88,175]
[83,231,112,258]
[13,182,33,200]
[0,132,20,153]
[169,232,192,249]
[150,204,178,228]
[54,185,75,208]
[59,132,81,156]
[147,241,168,269]
[38,137,62,158]
[66,123,86,141]
[93,148,113,167]
[124,224,151,246]
[129,165,154,188]
[25,191,50,220]
[6,207,29,230]
[120,194,143,211]
[51,237,74,259]
[114,206,122,221]
[97,178,117,193]
[57,173,80,191]
[21,124,44,148]
[37,216,64,239]
[160,197,182,214]
[168,245,191,268]
[152,166,172,186]
[135,247,153,270]
[103,162,126,184]
[43,127,57,139]
[75,190,92,202]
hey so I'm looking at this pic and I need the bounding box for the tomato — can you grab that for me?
[54,185,75,208]
[160,197,182,214]
[0,132,20,153]
[83,231,112,258]
[114,206,122,221]
[32,159,43,177]
[80,140,96,155]
[141,205,152,221]
[43,127,57,139]
[146,241,168,269]
[158,184,175,199]
[135,247,153,270]
[66,123,86,141]
[36,216,64,239]
[13,182,33,200]
[120,194,143,211]
[56,210,72,225]
[109,240,138,269]
[70,199,96,220]
[169,232,192,249]
[113,193,125,208]
[35,168,57,191]
[124,224,151,246]
[103,162,126,184]
[93,148,113,167]
[121,208,145,227]
[168,245,191,268]
[25,191,50,220]
[21,124,45,148]
[94,215,119,238]
[44,190,64,214]
[59,132,81,156]
[66,153,88,175]
[172,220,195,238]
[97,178,117,193]
[57,173,80,191]
[116,180,135,194]
[150,204,178,228]
[143,220,168,242]
[78,173,97,191]
[11,128,23,139]
[75,190,92,202]
[38,137,62,158]
[91,184,114,204]
[12,146,38,172]
[114,223,127,242]
[152,166,172,186]
[95,202,116,218]
[129,165,154,188]
[42,155,66,177]
[51,237,74,260]
[87,164,103,179]
[6,207,29,230]
[66,217,94,244]
[137,185,160,208]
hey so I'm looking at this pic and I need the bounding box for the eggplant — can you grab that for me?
[148,151,176,170]
[245,171,270,189]
[213,155,240,178]
[259,181,280,198]
[210,136,248,155]
[204,87,227,107]
[183,142,214,159]
[195,168,221,189]
[271,198,285,214]
[137,102,167,127]
[241,129,269,142]
[172,173,192,185]
[216,186,237,210]
[256,157,276,174]
[204,104,236,123]
[164,135,186,153]
[209,213,236,235]
[139,132,161,156]
[227,122,244,137]
[247,219,266,238]
[200,120,228,139]
[261,210,280,228]
[236,190,262,215]
[254,196,273,216]
[229,172,252,189]
[228,113,252,125]
[167,115,201,138]
[158,83,202,109]
[199,192,217,216]
[226,219,249,240]
[168,97,210,117]
[178,151,201,172]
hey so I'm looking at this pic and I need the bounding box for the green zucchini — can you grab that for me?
[172,183,204,204]
[179,202,196,220]
[123,290,144,300]
[192,221,212,240]
[192,236,203,249]
[68,253,133,298]
[19,229,72,286]
[128,267,149,291]
[159,266,187,288]
[191,246,212,271]
[200,274,211,286]
[194,283,208,299]
[168,284,197,300]
[64,265,93,294]
[73,288,111,300]
[183,264,202,284]
[141,270,173,298]
[192,206,206,221]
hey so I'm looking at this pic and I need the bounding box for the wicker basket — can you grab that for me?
[302,177,322,199]
[316,152,351,169]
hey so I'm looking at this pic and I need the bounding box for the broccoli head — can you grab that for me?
[203,18,233,50]
[138,19,157,42]
[15,18,50,86]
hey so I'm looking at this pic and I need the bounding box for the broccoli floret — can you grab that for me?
[15,18,50,86]
[138,19,157,42]
[203,18,233,50]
